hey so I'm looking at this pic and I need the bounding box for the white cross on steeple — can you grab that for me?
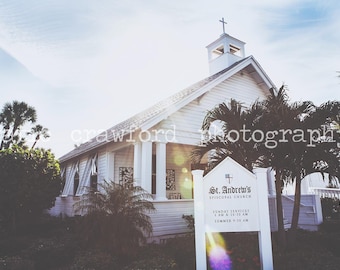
[219,17,227,34]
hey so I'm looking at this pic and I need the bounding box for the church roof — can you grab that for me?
[59,55,274,163]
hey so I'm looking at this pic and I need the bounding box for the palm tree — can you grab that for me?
[0,101,36,149]
[74,181,155,256]
[191,98,264,172]
[192,92,294,246]
[258,86,314,249]
[251,87,338,247]
[27,124,50,149]
[191,96,290,247]
[287,100,340,245]
[0,103,13,149]
[0,103,14,149]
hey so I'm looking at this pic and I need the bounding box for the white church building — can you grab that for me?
[50,28,332,240]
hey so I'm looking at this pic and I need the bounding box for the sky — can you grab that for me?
[0,0,339,158]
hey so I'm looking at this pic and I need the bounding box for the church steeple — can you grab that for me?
[206,18,246,75]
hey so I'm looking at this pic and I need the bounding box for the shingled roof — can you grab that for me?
[59,56,272,163]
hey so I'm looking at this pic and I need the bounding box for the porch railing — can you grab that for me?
[310,187,340,199]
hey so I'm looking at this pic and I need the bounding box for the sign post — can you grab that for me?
[253,168,273,269]
[192,170,206,269]
[192,157,273,270]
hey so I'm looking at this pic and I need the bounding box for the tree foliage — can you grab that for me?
[27,124,50,150]
[0,145,61,232]
[0,101,49,150]
[192,99,265,171]
[259,87,339,247]
[74,181,155,256]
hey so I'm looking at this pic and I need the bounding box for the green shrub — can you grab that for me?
[70,250,118,270]
[319,232,340,257]
[320,219,340,233]
[182,214,194,231]
[272,230,340,270]
[163,233,261,270]
[17,215,79,238]
[163,235,196,270]
[274,249,340,270]
[0,236,32,256]
[23,237,76,270]
[321,197,340,220]
[217,233,260,270]
[0,256,34,270]
[0,146,61,234]
[123,256,178,270]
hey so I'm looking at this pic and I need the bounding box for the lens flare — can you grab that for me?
[180,177,192,198]
[206,232,232,270]
[181,167,188,173]
[174,154,185,166]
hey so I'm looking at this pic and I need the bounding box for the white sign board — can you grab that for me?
[203,159,259,232]
[192,157,273,270]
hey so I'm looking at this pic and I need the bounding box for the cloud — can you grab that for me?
[235,0,340,103]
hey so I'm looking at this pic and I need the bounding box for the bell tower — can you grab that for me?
[206,18,246,75]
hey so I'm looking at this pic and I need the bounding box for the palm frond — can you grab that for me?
[74,181,155,255]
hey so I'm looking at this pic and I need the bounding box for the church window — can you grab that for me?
[119,167,134,189]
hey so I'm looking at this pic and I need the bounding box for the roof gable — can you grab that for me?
[60,56,275,163]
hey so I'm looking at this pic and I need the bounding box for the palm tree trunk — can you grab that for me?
[275,171,286,250]
[9,124,18,145]
[31,140,37,150]
[0,138,5,150]
[0,127,10,149]
[288,176,301,247]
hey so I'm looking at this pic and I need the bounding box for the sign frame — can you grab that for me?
[192,157,273,270]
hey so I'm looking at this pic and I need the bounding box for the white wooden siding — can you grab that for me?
[156,71,268,146]
[97,151,107,184]
[106,152,115,182]
[149,200,194,242]
[48,196,80,217]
